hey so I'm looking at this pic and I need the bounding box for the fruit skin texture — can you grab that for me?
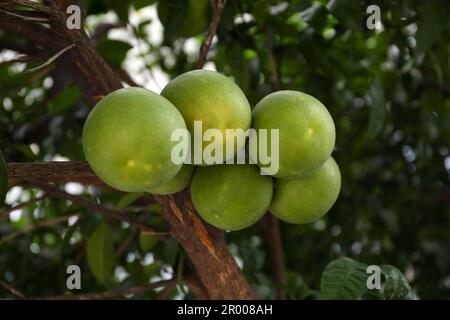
[82,87,187,192]
[161,70,252,164]
[146,165,195,195]
[252,90,336,178]
[270,157,341,224]
[190,164,273,231]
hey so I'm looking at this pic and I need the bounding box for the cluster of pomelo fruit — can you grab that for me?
[82,70,341,231]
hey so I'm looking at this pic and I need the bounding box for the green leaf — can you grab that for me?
[0,150,8,205]
[328,0,362,31]
[163,238,179,265]
[367,79,386,139]
[116,192,145,209]
[97,39,132,67]
[157,0,189,42]
[320,257,368,300]
[139,233,158,252]
[381,265,412,300]
[87,221,116,284]
[47,85,81,115]
[415,0,449,54]
[132,0,157,10]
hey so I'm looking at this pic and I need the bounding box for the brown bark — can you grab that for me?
[1,0,256,300]
[7,161,102,187]
[155,193,256,299]
[260,214,287,299]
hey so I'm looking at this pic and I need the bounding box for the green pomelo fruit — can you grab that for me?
[82,87,186,192]
[270,157,341,224]
[161,70,252,165]
[147,165,195,195]
[190,164,273,231]
[252,90,336,178]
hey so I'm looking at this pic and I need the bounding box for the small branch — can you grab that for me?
[0,196,46,222]
[0,214,79,245]
[0,9,49,23]
[259,213,287,299]
[0,280,26,299]
[24,181,169,237]
[33,279,176,300]
[0,55,40,67]
[410,68,450,98]
[263,26,281,90]
[184,273,209,299]
[156,280,178,300]
[196,0,227,69]
[24,43,76,74]
[115,229,138,256]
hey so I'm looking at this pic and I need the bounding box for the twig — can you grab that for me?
[410,68,450,98]
[0,196,46,222]
[0,9,49,23]
[263,26,281,90]
[25,181,170,237]
[115,229,138,256]
[33,279,176,300]
[259,213,287,299]
[0,280,26,299]
[24,43,76,74]
[196,0,227,69]
[0,214,79,245]
[184,273,209,299]
[157,280,177,300]
[0,55,40,67]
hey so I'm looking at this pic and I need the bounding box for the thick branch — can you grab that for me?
[155,193,256,299]
[7,161,103,187]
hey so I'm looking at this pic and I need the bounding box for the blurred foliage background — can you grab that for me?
[0,0,449,299]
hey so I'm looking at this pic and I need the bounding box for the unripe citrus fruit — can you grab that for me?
[82,87,186,192]
[190,164,273,230]
[270,157,341,224]
[146,165,195,195]
[252,90,336,178]
[161,70,252,165]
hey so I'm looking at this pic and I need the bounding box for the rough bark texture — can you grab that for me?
[7,162,103,187]
[1,0,256,299]
[155,193,256,300]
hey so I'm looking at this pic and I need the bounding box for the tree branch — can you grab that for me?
[0,214,79,245]
[24,43,76,74]
[0,280,26,299]
[24,181,169,237]
[410,68,450,98]
[197,0,227,69]
[260,213,287,299]
[263,26,281,90]
[0,195,46,222]
[33,279,176,300]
